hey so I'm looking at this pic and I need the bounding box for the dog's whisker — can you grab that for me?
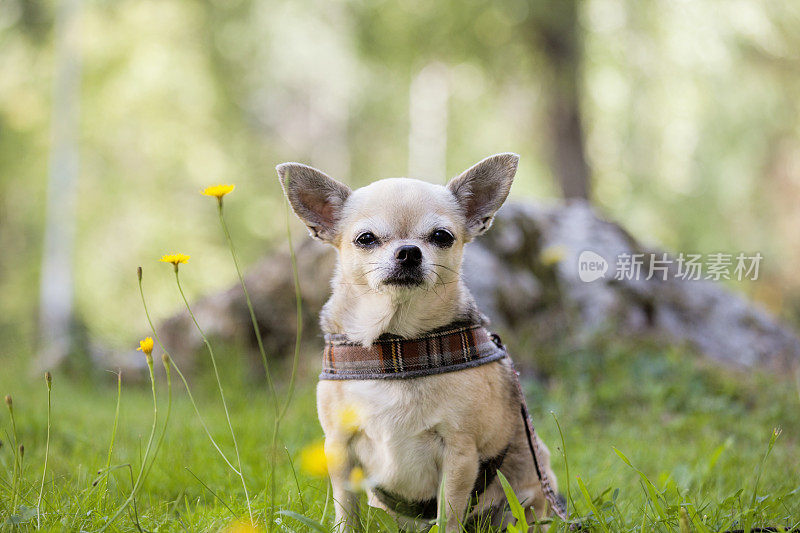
[432,263,459,275]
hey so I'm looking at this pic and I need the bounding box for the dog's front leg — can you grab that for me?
[326,437,361,532]
[331,476,360,533]
[441,436,479,532]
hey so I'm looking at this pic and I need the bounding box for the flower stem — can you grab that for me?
[37,374,53,527]
[100,354,159,531]
[96,370,122,511]
[216,201,278,406]
[174,268,253,523]
[143,355,173,482]
[6,397,20,513]
[267,199,306,528]
[215,197,304,530]
[137,273,240,474]
[216,199,279,523]
[278,198,303,421]
[321,479,331,525]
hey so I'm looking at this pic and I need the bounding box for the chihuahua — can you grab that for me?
[277,153,557,531]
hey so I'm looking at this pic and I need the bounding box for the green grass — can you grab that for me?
[1,338,798,532]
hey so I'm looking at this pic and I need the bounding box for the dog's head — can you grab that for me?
[277,153,518,293]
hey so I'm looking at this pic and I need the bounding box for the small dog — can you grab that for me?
[277,153,557,531]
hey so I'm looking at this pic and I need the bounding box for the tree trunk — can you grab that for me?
[528,0,591,200]
[37,0,83,372]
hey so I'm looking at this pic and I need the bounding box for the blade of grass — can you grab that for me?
[550,411,574,516]
[4,395,20,514]
[37,372,52,528]
[431,472,447,533]
[99,349,159,532]
[278,510,328,533]
[185,467,236,517]
[95,370,122,511]
[284,446,305,513]
[613,446,667,520]
[576,475,610,533]
[743,428,782,533]
[497,470,529,531]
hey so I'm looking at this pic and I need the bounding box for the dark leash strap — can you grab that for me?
[512,364,571,523]
[491,333,572,525]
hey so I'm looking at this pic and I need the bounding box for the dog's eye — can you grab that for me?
[429,229,455,247]
[355,232,379,247]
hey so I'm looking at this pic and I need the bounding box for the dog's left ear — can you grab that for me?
[447,152,519,238]
[276,162,351,243]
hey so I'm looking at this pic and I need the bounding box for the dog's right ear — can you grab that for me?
[447,152,519,238]
[276,163,351,243]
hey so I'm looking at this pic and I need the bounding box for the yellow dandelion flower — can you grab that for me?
[223,519,264,533]
[299,441,328,477]
[159,253,190,266]
[349,466,365,491]
[539,245,567,267]
[299,440,344,477]
[137,337,154,355]
[337,404,362,435]
[201,184,235,199]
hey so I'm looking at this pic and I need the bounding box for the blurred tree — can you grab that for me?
[526,0,591,199]
[347,0,591,198]
[37,0,82,371]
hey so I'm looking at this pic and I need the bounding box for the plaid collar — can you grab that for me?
[321,322,507,380]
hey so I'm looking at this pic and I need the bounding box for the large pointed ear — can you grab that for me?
[446,153,519,237]
[276,162,351,242]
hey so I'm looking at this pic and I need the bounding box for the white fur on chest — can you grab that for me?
[345,380,445,500]
[318,362,514,517]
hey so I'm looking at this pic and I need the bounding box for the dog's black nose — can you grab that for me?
[395,245,422,267]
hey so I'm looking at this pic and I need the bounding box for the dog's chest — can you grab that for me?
[326,380,448,500]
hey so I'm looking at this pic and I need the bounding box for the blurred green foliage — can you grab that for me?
[1,0,800,357]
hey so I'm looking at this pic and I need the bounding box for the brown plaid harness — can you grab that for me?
[322,323,506,380]
[320,322,570,524]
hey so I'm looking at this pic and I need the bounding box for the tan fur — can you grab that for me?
[277,154,556,532]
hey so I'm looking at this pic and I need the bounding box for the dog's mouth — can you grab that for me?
[382,267,426,287]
